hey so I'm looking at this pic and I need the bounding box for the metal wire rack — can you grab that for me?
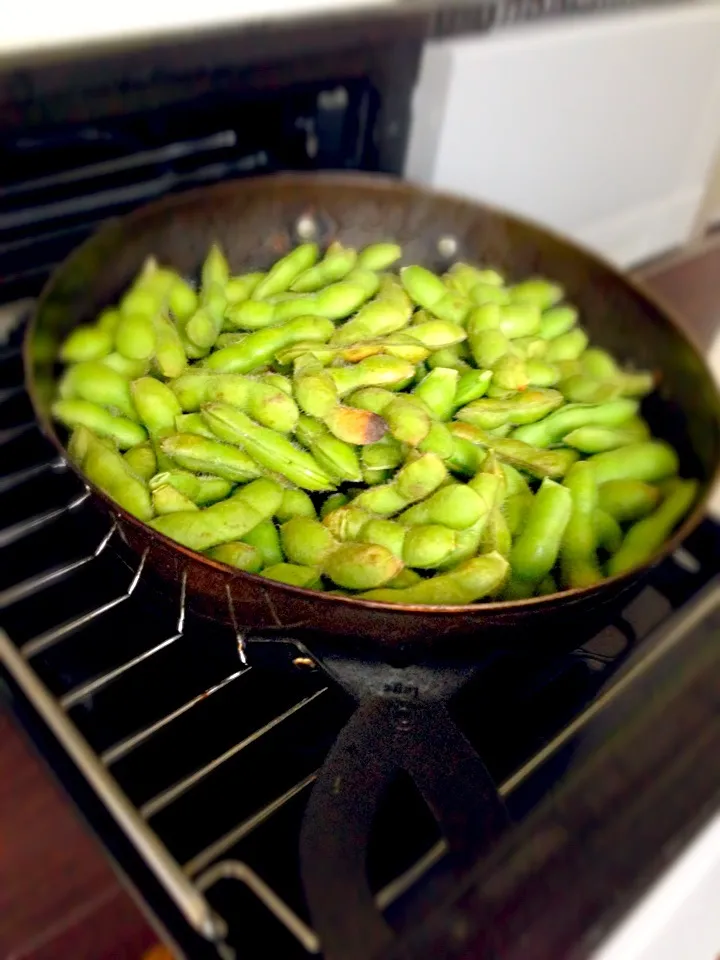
[2,317,719,959]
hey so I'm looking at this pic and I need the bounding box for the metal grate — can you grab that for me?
[3,307,720,958]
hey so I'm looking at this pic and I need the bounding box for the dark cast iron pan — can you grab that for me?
[24,174,720,957]
[25,172,720,652]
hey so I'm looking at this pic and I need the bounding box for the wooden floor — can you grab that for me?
[1,235,719,959]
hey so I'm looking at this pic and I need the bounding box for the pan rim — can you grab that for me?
[24,170,720,617]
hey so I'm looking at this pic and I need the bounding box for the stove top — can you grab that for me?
[2,305,720,959]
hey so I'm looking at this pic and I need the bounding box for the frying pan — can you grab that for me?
[25,172,720,651]
[24,174,720,958]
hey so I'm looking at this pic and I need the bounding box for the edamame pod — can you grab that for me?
[207,542,263,573]
[53,398,147,449]
[597,479,661,523]
[123,442,157,481]
[563,425,639,454]
[510,478,572,583]
[150,470,233,506]
[253,243,319,300]
[456,390,564,431]
[588,441,679,485]
[539,305,577,340]
[59,361,136,419]
[510,278,563,309]
[281,516,336,567]
[150,477,283,551]
[323,542,402,590]
[512,399,639,448]
[202,402,335,490]
[116,313,156,361]
[398,484,486,531]
[60,325,113,363]
[261,563,322,589]
[450,421,579,479]
[560,461,602,588]
[160,434,262,483]
[242,519,283,567]
[608,479,698,575]
[296,415,362,483]
[412,367,458,421]
[357,242,402,271]
[152,483,200,515]
[131,377,182,435]
[83,438,154,520]
[358,553,509,605]
[204,316,334,374]
[276,489,317,523]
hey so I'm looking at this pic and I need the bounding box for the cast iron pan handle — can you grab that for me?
[299,697,509,960]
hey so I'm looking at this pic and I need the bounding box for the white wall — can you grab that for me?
[407,3,720,267]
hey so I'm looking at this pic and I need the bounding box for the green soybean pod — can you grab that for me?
[504,490,533,537]
[510,278,563,310]
[175,413,216,440]
[560,462,602,589]
[580,347,620,379]
[101,352,151,379]
[225,272,264,304]
[512,399,639,448]
[168,277,199,321]
[498,302,541,339]
[509,478,572,583]
[563,425,639,454]
[201,243,230,290]
[412,367,459,421]
[53,398,147,449]
[60,325,113,363]
[539,305,577,340]
[400,265,448,310]
[242,519,284,567]
[59,360,136,419]
[323,542,403,590]
[597,479,661,523]
[150,470,233,506]
[152,483,200,516]
[261,563,322,589]
[589,441,679,485]
[150,477,283,551]
[403,524,457,569]
[359,518,406,558]
[595,508,623,555]
[253,243,319,300]
[83,440,154,521]
[123,442,157,482]
[453,369,493,409]
[275,488,317,522]
[544,328,589,363]
[116,311,157,361]
[131,377,182,436]
[207,542,264,573]
[160,434,262,483]
[358,553,509,605]
[281,516,336,567]
[525,359,560,387]
[320,492,350,519]
[357,242,402,271]
[204,316,335,374]
[608,479,698,575]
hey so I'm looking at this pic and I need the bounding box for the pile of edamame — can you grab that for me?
[53,239,698,604]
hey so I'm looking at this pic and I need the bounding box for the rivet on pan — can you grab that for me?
[295,215,318,241]
[292,656,316,670]
[437,235,458,259]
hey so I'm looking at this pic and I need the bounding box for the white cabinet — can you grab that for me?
[407,4,720,266]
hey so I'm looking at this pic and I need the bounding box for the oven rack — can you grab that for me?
[2,327,719,959]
